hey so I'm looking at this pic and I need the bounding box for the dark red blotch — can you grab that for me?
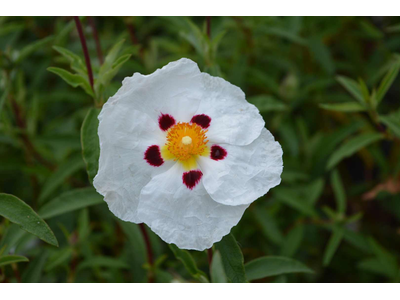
[191,114,211,129]
[144,145,164,167]
[158,113,176,131]
[210,145,227,161]
[182,170,203,190]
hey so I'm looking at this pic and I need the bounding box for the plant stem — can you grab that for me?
[87,16,103,65]
[206,16,211,39]
[139,223,154,282]
[74,17,94,91]
[207,248,213,267]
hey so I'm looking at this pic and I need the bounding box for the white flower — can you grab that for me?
[93,58,283,251]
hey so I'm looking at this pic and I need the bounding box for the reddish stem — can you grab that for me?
[74,16,94,90]
[206,16,211,39]
[207,248,213,267]
[87,16,103,65]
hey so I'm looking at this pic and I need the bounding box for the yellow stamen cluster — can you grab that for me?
[165,122,209,162]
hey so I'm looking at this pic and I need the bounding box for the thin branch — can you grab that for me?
[74,16,94,90]
[87,16,103,65]
[206,16,211,39]
[139,223,154,282]
[207,248,213,267]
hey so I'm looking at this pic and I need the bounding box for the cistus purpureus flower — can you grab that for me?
[93,58,283,251]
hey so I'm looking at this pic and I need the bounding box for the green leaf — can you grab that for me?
[53,46,87,75]
[0,193,58,247]
[15,35,53,64]
[81,108,101,182]
[358,258,395,278]
[280,225,304,257]
[99,40,125,75]
[376,61,400,105]
[380,110,400,138]
[169,244,208,282]
[215,233,247,283]
[38,154,85,204]
[253,209,283,245]
[274,188,318,217]
[47,67,94,98]
[331,169,346,214]
[368,237,398,279]
[319,102,366,112]
[247,95,288,113]
[327,133,383,170]
[38,187,103,219]
[336,76,366,104]
[0,255,29,267]
[0,224,29,255]
[323,227,344,266]
[45,248,72,271]
[211,251,228,283]
[308,37,335,74]
[245,256,314,281]
[22,250,49,283]
[0,86,9,116]
[77,256,130,272]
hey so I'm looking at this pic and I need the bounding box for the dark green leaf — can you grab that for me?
[336,76,366,104]
[169,244,208,282]
[39,188,103,219]
[81,108,101,182]
[319,102,366,112]
[38,154,85,203]
[45,248,72,271]
[53,45,87,75]
[380,110,400,138]
[327,133,383,170]
[16,35,53,63]
[331,169,346,214]
[77,256,130,272]
[323,227,344,266]
[253,209,284,245]
[0,193,58,246]
[211,251,228,283]
[47,67,94,98]
[280,225,304,257]
[247,95,288,112]
[215,233,247,283]
[22,250,49,283]
[0,255,29,267]
[376,61,400,105]
[245,256,314,281]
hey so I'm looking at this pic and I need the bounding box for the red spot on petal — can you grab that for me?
[191,114,211,129]
[144,145,164,167]
[210,145,227,161]
[158,113,176,131]
[182,170,203,190]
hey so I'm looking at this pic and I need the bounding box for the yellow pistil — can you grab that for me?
[161,122,209,170]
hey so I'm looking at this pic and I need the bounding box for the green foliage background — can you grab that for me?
[1,16,400,283]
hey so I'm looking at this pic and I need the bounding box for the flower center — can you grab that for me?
[165,122,208,161]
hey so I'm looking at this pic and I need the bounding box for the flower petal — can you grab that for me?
[94,105,174,223]
[109,58,203,123]
[195,73,265,146]
[198,128,283,206]
[137,163,248,251]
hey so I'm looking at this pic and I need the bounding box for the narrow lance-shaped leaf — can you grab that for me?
[211,251,228,283]
[0,194,58,246]
[81,108,101,183]
[327,132,383,170]
[0,255,29,267]
[331,169,346,215]
[15,35,54,64]
[376,60,400,106]
[280,224,304,257]
[47,67,94,98]
[336,75,366,105]
[215,233,247,283]
[53,45,87,75]
[38,187,103,219]
[323,227,344,266]
[319,102,366,112]
[379,109,400,138]
[38,154,85,204]
[169,244,208,282]
[245,256,314,281]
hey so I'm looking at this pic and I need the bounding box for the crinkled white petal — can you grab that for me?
[108,58,203,123]
[94,105,174,223]
[198,128,283,206]
[195,73,265,146]
[137,163,249,251]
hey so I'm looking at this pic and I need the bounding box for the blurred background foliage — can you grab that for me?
[1,16,400,283]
